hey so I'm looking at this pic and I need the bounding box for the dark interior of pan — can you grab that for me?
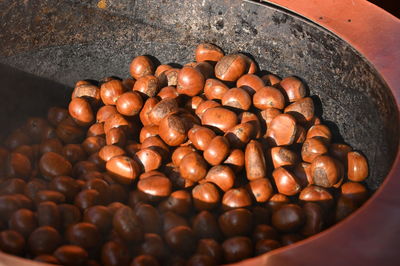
[0,0,398,191]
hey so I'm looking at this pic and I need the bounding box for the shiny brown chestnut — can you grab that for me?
[74,189,101,210]
[83,205,112,233]
[310,155,341,188]
[201,107,238,133]
[284,97,315,124]
[222,236,253,263]
[100,80,126,105]
[301,137,328,163]
[155,64,173,77]
[49,176,80,202]
[218,208,253,237]
[0,230,25,255]
[113,206,144,243]
[341,181,368,205]
[215,54,248,82]
[266,113,297,146]
[271,204,305,232]
[306,124,332,143]
[66,222,99,249]
[140,136,169,160]
[149,98,179,126]
[137,175,172,201]
[140,125,159,143]
[82,136,106,154]
[261,73,281,86]
[192,182,221,211]
[279,76,306,102]
[133,75,160,98]
[106,155,140,185]
[39,152,72,180]
[266,193,290,213]
[138,233,167,261]
[99,145,126,162]
[224,149,245,173]
[203,136,230,166]
[96,106,118,123]
[260,108,282,129]
[225,122,256,149]
[301,202,324,236]
[192,211,221,240]
[299,185,334,209]
[179,152,208,182]
[54,245,89,266]
[164,68,180,87]
[252,224,279,242]
[8,209,37,238]
[5,152,32,180]
[273,167,302,196]
[28,226,62,255]
[347,151,369,182]
[195,100,221,118]
[329,143,352,164]
[188,126,216,151]
[172,146,196,166]
[136,148,163,172]
[165,225,197,255]
[253,86,285,110]
[222,188,252,210]
[293,162,313,187]
[195,43,224,63]
[157,86,179,100]
[101,240,131,266]
[246,178,273,203]
[131,255,159,266]
[205,165,235,192]
[237,74,265,95]
[130,55,155,80]
[116,91,143,116]
[159,190,192,215]
[255,239,281,255]
[103,113,129,134]
[270,146,299,168]
[159,114,187,146]
[47,106,69,127]
[135,203,162,234]
[239,111,262,139]
[245,140,267,181]
[204,79,229,100]
[221,87,252,111]
[177,66,205,96]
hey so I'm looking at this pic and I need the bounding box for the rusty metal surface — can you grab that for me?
[0,0,399,265]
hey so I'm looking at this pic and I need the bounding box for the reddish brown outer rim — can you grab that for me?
[237,0,400,266]
[1,0,399,265]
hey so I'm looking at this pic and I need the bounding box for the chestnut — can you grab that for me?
[201,107,238,133]
[306,124,332,143]
[130,55,155,80]
[204,79,229,100]
[260,107,282,129]
[39,152,72,180]
[261,73,281,86]
[192,211,221,240]
[203,136,230,166]
[266,114,297,146]
[205,165,235,192]
[196,239,223,264]
[165,226,196,255]
[279,76,306,102]
[186,255,215,266]
[253,86,285,110]
[284,97,314,124]
[74,189,101,210]
[237,74,265,95]
[273,167,301,196]
[135,203,162,234]
[162,211,189,233]
[215,54,248,82]
[54,245,89,266]
[5,152,32,180]
[293,162,313,187]
[28,226,62,255]
[34,255,60,264]
[186,95,206,111]
[247,178,273,203]
[335,196,359,222]
[99,145,126,162]
[116,91,143,116]
[225,122,256,149]
[195,100,221,118]
[222,236,253,263]
[270,147,299,168]
[271,204,305,232]
[192,182,221,211]
[239,111,262,139]
[179,152,208,182]
[137,175,172,201]
[301,202,324,236]
[149,98,179,126]
[157,86,179,100]
[177,66,205,96]
[66,222,99,249]
[222,188,252,210]
[140,125,159,143]
[218,208,253,237]
[299,185,334,209]
[224,149,245,173]
[48,106,69,127]
[49,176,80,202]
[100,80,126,105]
[8,209,37,238]
[159,190,192,215]
[138,233,167,261]
[131,255,159,266]
[113,206,144,243]
[301,137,328,163]
[255,239,281,255]
[341,181,368,205]
[188,126,216,151]
[141,136,170,160]
[0,230,25,255]
[159,114,187,146]
[106,155,140,185]
[266,193,290,213]
[155,64,173,77]
[347,151,369,182]
[329,143,352,164]
[164,68,180,86]
[221,87,252,111]
[195,43,224,63]
[82,136,106,154]
[135,148,163,172]
[310,155,341,188]
[245,140,267,181]
[252,224,279,242]
[97,106,118,123]
[83,205,112,233]
[101,240,131,266]
[172,146,196,166]
[133,75,160,98]
[40,138,63,155]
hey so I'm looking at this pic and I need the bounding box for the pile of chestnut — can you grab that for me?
[0,43,370,265]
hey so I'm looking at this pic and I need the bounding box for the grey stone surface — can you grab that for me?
[0,0,398,190]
